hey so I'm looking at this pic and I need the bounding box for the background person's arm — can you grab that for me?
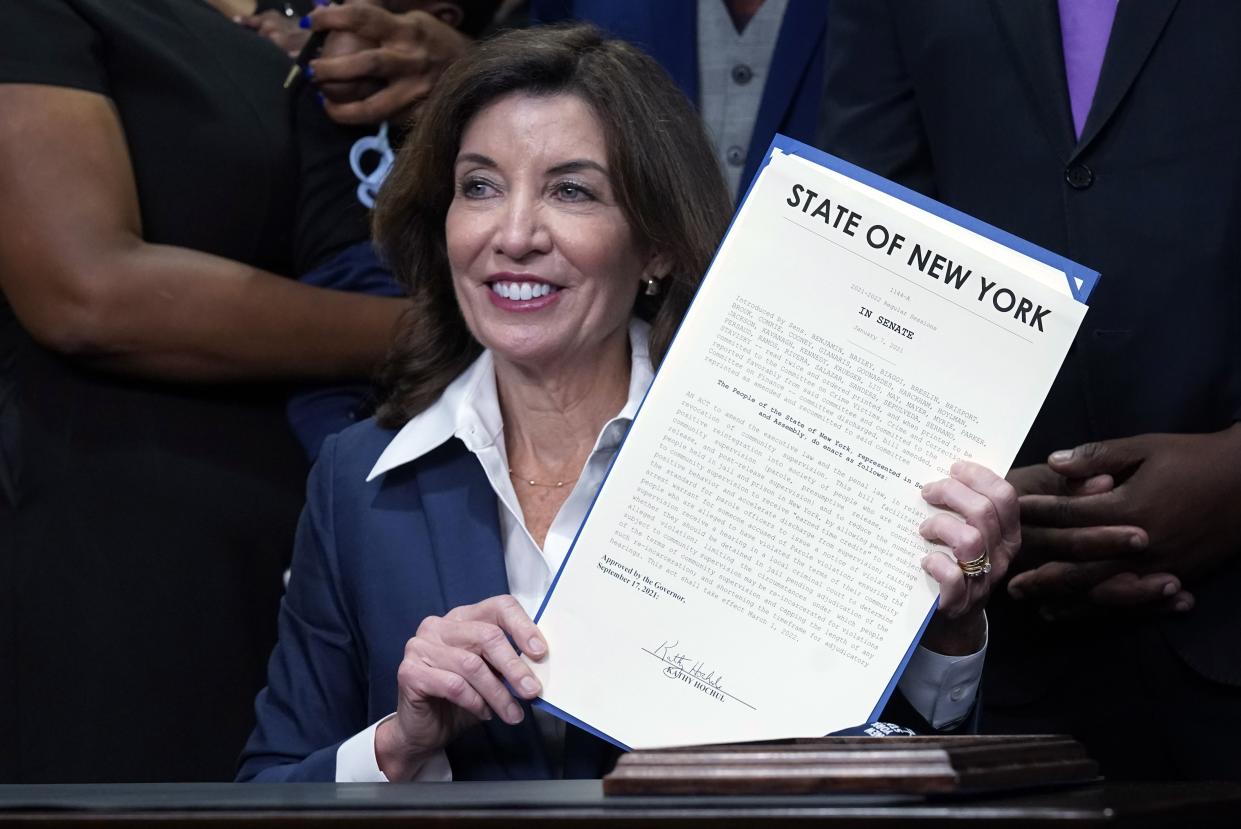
[0,84,404,383]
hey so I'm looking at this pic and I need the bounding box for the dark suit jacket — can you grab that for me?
[531,0,829,199]
[237,419,960,781]
[818,0,1241,695]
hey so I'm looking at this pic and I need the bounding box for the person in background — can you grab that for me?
[238,23,1019,783]
[819,0,1241,781]
[531,0,829,203]
[270,0,504,460]
[0,0,405,782]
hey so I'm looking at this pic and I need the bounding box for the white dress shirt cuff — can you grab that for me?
[897,617,988,730]
[334,714,453,782]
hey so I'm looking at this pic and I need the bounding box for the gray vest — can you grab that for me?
[697,0,789,200]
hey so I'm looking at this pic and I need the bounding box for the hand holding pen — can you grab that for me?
[286,0,473,125]
[283,0,344,89]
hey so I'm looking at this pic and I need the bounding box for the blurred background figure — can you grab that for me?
[820,0,1241,781]
[275,0,504,459]
[0,0,406,782]
[283,0,828,203]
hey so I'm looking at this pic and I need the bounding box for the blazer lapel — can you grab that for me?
[989,0,1077,160]
[749,0,829,144]
[414,441,552,779]
[647,0,698,105]
[416,441,508,610]
[1072,0,1179,157]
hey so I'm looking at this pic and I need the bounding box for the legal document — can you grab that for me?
[530,137,1097,749]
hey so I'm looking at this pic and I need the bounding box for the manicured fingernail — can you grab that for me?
[304,64,315,79]
[520,676,541,696]
[526,636,546,656]
[1175,600,1191,612]
[299,15,311,28]
[1162,581,1178,597]
[315,0,330,6]
[315,91,325,106]
[507,704,524,723]
[1049,449,1073,463]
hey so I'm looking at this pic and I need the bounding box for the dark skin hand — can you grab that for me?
[1005,424,1241,618]
[305,0,471,126]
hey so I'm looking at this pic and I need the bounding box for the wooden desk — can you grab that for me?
[2,780,1240,827]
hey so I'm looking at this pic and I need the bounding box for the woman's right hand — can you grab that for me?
[375,595,547,780]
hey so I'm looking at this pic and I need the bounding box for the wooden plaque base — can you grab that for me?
[603,735,1099,796]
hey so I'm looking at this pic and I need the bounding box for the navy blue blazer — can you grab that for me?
[531,0,829,199]
[236,421,620,781]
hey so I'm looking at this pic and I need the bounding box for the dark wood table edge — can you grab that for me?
[2,781,1241,827]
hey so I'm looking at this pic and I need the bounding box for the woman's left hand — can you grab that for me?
[917,461,1020,654]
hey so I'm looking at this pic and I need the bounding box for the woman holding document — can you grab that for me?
[239,24,1021,783]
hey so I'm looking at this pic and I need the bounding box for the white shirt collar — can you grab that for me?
[367,318,653,482]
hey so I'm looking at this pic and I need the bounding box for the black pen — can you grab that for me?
[282,0,344,90]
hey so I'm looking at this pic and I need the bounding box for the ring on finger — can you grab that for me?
[957,549,991,579]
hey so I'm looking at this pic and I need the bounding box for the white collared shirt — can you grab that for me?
[335,319,984,781]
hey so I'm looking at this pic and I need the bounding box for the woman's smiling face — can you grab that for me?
[446,92,657,371]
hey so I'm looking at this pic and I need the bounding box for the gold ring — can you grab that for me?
[957,550,991,579]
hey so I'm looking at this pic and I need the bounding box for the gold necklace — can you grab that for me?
[508,468,580,489]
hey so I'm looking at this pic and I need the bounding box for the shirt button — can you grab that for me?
[725,145,745,167]
[949,686,965,702]
[731,63,754,85]
[1065,163,1094,189]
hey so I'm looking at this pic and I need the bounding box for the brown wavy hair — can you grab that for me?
[372,23,731,426]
